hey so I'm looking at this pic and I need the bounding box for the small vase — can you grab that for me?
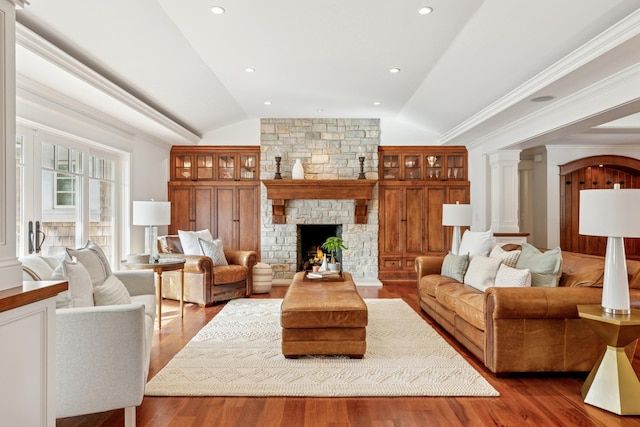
[319,257,328,272]
[292,159,305,179]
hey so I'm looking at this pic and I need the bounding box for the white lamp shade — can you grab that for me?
[132,201,171,226]
[579,188,640,237]
[442,203,472,226]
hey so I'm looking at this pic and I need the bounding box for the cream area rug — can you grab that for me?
[145,298,499,397]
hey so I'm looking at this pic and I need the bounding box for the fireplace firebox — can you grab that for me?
[297,225,342,272]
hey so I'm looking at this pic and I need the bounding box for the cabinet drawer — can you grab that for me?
[382,259,403,269]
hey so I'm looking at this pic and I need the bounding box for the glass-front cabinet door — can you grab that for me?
[174,154,193,180]
[425,154,443,180]
[240,154,258,179]
[403,154,422,180]
[217,154,235,180]
[446,154,465,180]
[196,154,214,180]
[381,154,401,180]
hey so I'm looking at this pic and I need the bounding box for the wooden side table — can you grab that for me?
[578,304,640,415]
[121,258,185,329]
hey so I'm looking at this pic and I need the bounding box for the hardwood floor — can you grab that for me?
[57,283,640,427]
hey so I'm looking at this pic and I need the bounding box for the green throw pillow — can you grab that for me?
[441,252,470,282]
[515,243,562,287]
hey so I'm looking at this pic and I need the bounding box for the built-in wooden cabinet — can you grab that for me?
[380,147,467,182]
[168,146,260,254]
[171,147,258,182]
[378,146,470,281]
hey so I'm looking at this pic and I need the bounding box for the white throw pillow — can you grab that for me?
[489,245,521,268]
[51,259,95,308]
[66,241,112,289]
[458,229,494,258]
[464,255,503,292]
[94,274,131,306]
[494,264,531,288]
[178,229,214,255]
[198,238,229,266]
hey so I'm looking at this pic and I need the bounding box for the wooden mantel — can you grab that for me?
[262,179,377,224]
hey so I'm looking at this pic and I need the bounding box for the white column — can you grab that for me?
[489,150,521,233]
[518,159,534,237]
[0,0,24,291]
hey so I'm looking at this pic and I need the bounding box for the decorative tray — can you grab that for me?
[303,270,344,281]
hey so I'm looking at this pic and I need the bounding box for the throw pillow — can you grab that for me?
[178,229,214,255]
[51,259,95,308]
[494,264,531,288]
[441,252,470,282]
[458,229,494,258]
[489,244,521,268]
[94,274,131,306]
[198,238,229,266]
[464,255,503,292]
[66,242,112,289]
[515,243,563,287]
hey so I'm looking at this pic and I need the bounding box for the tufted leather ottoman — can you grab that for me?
[280,271,368,358]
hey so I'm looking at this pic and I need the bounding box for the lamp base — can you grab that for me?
[602,236,631,315]
[451,226,461,255]
[145,226,159,263]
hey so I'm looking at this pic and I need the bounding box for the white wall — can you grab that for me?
[200,118,260,146]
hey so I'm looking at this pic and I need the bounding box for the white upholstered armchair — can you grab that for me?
[21,255,156,427]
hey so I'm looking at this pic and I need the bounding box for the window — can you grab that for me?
[16,125,124,265]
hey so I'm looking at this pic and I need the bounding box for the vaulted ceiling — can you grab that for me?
[15,0,640,148]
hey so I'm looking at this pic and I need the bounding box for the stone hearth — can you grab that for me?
[260,118,380,282]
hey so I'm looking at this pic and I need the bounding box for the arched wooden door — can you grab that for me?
[560,155,640,259]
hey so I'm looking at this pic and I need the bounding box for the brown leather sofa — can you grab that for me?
[416,248,640,374]
[157,235,258,307]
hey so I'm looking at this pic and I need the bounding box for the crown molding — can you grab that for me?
[15,23,201,145]
[440,7,640,146]
[468,62,640,154]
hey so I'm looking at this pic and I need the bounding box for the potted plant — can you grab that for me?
[321,236,348,271]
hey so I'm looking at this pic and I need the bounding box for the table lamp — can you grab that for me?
[133,200,171,263]
[442,202,472,255]
[579,184,640,314]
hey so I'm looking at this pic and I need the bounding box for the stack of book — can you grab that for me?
[307,270,341,279]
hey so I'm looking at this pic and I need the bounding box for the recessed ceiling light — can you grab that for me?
[373,101,381,106]
[531,95,555,102]
[264,101,272,105]
[418,7,433,15]
[389,68,401,73]
[210,6,225,14]
[317,108,325,112]
[245,67,255,73]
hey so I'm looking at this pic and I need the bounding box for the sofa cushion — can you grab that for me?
[198,238,229,266]
[94,274,131,306]
[464,255,503,292]
[490,245,521,268]
[51,259,95,308]
[559,252,605,288]
[441,252,469,282]
[178,229,213,255]
[435,282,480,313]
[418,274,459,299]
[212,265,249,285]
[66,242,112,289]
[494,264,531,287]
[456,292,486,331]
[458,229,494,258]
[516,243,562,288]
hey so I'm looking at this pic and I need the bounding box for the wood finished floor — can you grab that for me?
[57,283,640,427]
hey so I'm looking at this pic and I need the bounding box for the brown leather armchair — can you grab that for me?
[157,235,258,307]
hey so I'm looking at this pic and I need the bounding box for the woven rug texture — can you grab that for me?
[145,298,499,397]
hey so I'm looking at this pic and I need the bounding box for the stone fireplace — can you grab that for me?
[260,118,380,283]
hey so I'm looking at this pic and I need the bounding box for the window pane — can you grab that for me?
[16,135,24,163]
[58,146,69,171]
[89,179,114,265]
[70,149,81,173]
[42,142,55,169]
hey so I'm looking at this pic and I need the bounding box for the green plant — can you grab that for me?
[321,236,348,264]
